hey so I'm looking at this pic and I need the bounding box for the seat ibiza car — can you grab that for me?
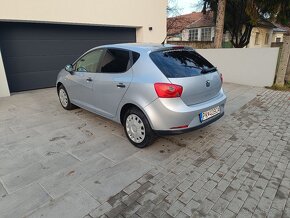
[56,43,226,148]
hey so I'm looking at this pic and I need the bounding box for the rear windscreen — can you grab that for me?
[150,49,214,78]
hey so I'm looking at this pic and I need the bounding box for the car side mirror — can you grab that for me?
[65,64,74,73]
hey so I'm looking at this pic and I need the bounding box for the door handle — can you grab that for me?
[86,77,93,82]
[116,83,126,88]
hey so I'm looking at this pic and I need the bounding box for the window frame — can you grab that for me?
[189,29,198,41]
[201,27,212,41]
[73,48,105,73]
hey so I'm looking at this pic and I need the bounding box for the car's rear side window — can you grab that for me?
[100,49,130,73]
[150,49,214,78]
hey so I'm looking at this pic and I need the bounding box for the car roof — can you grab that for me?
[96,43,188,53]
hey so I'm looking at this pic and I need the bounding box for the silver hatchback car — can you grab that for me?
[56,43,226,148]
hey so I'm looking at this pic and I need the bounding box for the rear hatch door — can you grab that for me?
[150,48,222,106]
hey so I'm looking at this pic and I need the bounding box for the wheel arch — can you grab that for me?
[119,103,153,129]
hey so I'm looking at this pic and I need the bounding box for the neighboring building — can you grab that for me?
[0,0,167,97]
[167,12,215,42]
[167,11,276,48]
[272,24,290,43]
[246,20,276,48]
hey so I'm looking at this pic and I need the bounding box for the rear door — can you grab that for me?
[150,49,222,105]
[69,48,105,108]
[92,48,133,118]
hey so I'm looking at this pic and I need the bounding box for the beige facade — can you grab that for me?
[0,0,167,97]
[247,27,273,48]
[0,0,167,43]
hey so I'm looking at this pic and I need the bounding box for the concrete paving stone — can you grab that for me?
[0,129,39,147]
[221,186,237,202]
[122,191,141,206]
[164,188,182,205]
[121,202,142,217]
[0,183,51,218]
[193,188,210,203]
[150,201,170,217]
[203,180,218,192]
[0,181,7,198]
[179,188,195,204]
[212,197,229,214]
[268,207,283,218]
[177,179,192,193]
[133,138,182,166]
[175,211,190,218]
[105,201,127,218]
[206,188,223,203]
[190,179,205,192]
[90,202,112,218]
[0,149,43,176]
[39,154,114,199]
[136,200,155,217]
[0,149,11,160]
[216,179,230,192]
[167,200,185,217]
[2,153,79,193]
[198,198,215,216]
[236,208,252,218]
[100,136,140,163]
[81,157,152,203]
[27,187,99,218]
[182,199,200,216]
[221,209,236,218]
[123,182,141,195]
[137,191,156,205]
[227,197,244,214]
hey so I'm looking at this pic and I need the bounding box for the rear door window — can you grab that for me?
[100,49,130,73]
[150,49,214,78]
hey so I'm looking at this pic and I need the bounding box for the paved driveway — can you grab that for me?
[1,83,288,218]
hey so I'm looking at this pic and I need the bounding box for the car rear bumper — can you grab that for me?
[155,111,224,135]
[143,88,227,132]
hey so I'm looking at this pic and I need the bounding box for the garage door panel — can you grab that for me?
[0,23,136,41]
[4,55,78,75]
[7,70,60,92]
[1,39,135,58]
[0,22,136,92]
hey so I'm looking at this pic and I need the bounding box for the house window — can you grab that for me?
[265,33,270,44]
[189,29,198,41]
[276,37,281,43]
[255,32,260,45]
[201,28,212,41]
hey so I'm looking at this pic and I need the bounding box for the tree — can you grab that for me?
[214,0,226,48]
[202,0,290,48]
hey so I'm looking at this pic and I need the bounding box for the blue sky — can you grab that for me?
[169,0,202,15]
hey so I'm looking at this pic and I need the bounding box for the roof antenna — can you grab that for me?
[161,35,167,45]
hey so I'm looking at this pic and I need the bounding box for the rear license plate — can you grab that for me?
[199,106,220,122]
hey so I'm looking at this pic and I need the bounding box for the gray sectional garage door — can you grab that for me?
[0,22,136,92]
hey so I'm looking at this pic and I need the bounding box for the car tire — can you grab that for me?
[123,107,156,148]
[58,85,76,110]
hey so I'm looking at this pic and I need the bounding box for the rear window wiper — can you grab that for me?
[201,67,217,74]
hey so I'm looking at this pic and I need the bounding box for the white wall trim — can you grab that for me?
[0,49,10,97]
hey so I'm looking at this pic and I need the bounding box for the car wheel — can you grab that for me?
[123,107,156,148]
[58,85,76,110]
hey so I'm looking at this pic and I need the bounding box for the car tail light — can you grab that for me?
[154,83,183,98]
